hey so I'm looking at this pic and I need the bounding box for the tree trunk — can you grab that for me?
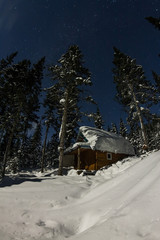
[58,90,69,175]
[0,129,4,144]
[77,148,81,169]
[129,84,148,148]
[41,122,49,173]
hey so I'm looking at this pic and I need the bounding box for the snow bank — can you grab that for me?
[95,156,140,178]
[0,151,160,240]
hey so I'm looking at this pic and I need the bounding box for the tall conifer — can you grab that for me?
[93,107,104,129]
[0,54,45,177]
[113,47,157,150]
[48,45,93,175]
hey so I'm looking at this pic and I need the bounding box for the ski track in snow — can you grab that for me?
[0,151,160,240]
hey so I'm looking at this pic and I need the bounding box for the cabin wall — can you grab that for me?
[65,148,130,170]
[63,155,75,167]
[96,151,127,169]
[80,149,96,170]
[79,149,129,170]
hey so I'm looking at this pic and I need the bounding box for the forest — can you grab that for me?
[0,16,160,178]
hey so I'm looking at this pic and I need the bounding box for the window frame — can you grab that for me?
[107,152,112,160]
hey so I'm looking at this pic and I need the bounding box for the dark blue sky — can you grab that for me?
[1,0,160,128]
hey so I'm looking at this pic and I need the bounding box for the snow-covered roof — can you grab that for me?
[68,126,135,155]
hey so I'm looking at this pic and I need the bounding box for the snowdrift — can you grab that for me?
[0,151,160,240]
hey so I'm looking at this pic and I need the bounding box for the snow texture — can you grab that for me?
[0,151,160,240]
[60,98,65,104]
[73,126,135,155]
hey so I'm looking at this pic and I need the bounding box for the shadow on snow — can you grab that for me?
[0,175,56,188]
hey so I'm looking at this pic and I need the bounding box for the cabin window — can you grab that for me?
[107,153,112,160]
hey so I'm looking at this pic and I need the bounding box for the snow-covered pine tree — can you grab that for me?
[6,136,21,173]
[28,122,42,168]
[113,47,157,151]
[0,52,18,145]
[93,107,104,129]
[152,71,160,95]
[146,116,160,150]
[119,118,127,138]
[18,136,31,169]
[0,54,45,177]
[145,16,160,100]
[41,84,61,172]
[45,132,59,168]
[65,106,81,148]
[110,122,118,134]
[41,120,50,173]
[128,124,143,155]
[48,45,93,175]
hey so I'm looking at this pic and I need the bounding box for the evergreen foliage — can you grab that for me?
[2,27,160,176]
[119,118,127,138]
[113,47,157,150]
[128,125,143,155]
[45,133,59,168]
[47,45,93,175]
[145,17,160,30]
[93,107,104,129]
[28,122,42,168]
[110,122,118,134]
[152,71,160,94]
[146,117,160,150]
[0,53,45,177]
[19,136,31,169]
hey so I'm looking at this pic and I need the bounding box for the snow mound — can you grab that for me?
[96,156,140,178]
[68,169,78,176]
[1,151,160,240]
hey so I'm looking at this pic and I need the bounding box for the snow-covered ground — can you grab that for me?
[0,150,160,240]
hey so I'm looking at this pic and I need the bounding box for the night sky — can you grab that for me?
[1,0,160,128]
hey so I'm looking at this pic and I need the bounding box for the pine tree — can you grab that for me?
[41,84,61,172]
[48,45,93,175]
[41,120,50,173]
[0,52,18,143]
[93,107,104,129]
[110,122,118,134]
[146,16,160,101]
[145,17,160,150]
[45,132,59,168]
[128,124,142,155]
[152,71,160,95]
[28,122,42,168]
[19,136,31,169]
[113,47,157,150]
[146,116,160,150]
[145,17,160,30]
[119,118,127,138]
[0,54,45,177]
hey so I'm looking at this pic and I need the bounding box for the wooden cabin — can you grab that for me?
[64,126,135,171]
